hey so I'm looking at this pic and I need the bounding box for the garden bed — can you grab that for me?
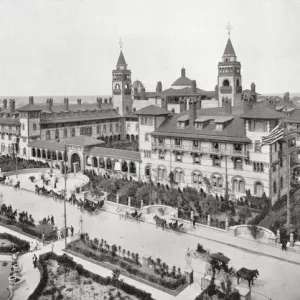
[66,237,188,296]
[28,252,154,300]
[0,232,30,254]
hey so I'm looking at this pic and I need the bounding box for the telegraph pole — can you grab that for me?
[63,143,68,248]
[286,152,291,229]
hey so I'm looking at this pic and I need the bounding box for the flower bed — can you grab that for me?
[66,236,187,295]
[0,232,30,253]
[27,252,154,300]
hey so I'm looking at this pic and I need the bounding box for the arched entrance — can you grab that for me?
[71,153,81,172]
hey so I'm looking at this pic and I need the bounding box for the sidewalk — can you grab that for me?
[105,201,300,266]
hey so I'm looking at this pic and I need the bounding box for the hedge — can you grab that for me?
[0,232,30,253]
[27,252,154,300]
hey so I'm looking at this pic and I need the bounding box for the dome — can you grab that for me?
[132,80,145,92]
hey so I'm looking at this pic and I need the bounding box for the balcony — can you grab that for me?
[220,86,233,94]
[236,86,242,93]
[124,89,131,95]
[113,89,121,95]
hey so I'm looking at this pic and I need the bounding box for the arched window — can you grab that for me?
[234,158,243,170]
[46,130,50,140]
[23,148,26,155]
[223,79,230,87]
[174,168,184,183]
[157,166,167,179]
[254,182,264,196]
[125,84,130,89]
[115,84,120,90]
[55,129,59,139]
[211,173,223,188]
[33,123,37,131]
[225,58,229,62]
[232,176,245,193]
[64,128,68,138]
[192,170,202,184]
[273,181,277,194]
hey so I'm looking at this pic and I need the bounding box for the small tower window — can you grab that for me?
[115,84,120,90]
[223,79,230,87]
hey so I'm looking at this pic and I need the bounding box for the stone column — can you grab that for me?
[128,197,131,207]
[141,199,143,209]
[276,230,280,243]
[207,215,211,227]
[225,219,229,231]
[290,233,294,247]
[116,193,119,204]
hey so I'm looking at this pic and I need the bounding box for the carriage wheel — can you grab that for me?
[205,263,213,276]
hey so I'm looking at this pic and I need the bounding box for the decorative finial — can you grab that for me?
[119,38,123,50]
[226,22,232,38]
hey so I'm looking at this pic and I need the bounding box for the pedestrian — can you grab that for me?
[57,228,61,241]
[51,240,54,253]
[70,225,74,237]
[51,215,54,225]
[47,216,50,224]
[41,234,45,246]
[283,240,288,251]
[33,254,37,268]
[193,217,196,230]
[12,245,16,254]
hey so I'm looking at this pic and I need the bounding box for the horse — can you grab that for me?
[153,215,167,230]
[14,181,20,191]
[236,268,259,288]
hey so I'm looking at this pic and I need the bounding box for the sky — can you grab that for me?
[0,0,299,98]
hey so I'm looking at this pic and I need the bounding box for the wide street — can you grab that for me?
[1,184,300,300]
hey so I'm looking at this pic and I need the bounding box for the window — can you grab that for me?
[272,164,277,172]
[71,128,76,137]
[145,133,149,141]
[145,165,151,176]
[192,171,202,184]
[23,148,26,155]
[127,123,131,131]
[215,123,223,131]
[46,130,50,140]
[223,79,230,86]
[232,176,245,193]
[115,84,120,90]
[253,162,264,172]
[159,150,165,160]
[249,120,267,132]
[193,140,199,147]
[254,141,261,152]
[110,124,113,132]
[212,155,221,167]
[55,129,59,139]
[144,150,151,158]
[273,181,277,194]
[158,137,164,145]
[33,123,36,131]
[193,153,201,164]
[97,125,100,134]
[195,122,203,130]
[80,126,92,136]
[103,124,106,132]
[234,158,243,170]
[157,167,166,179]
[175,151,182,162]
[174,169,184,182]
[174,139,181,146]
[212,174,222,187]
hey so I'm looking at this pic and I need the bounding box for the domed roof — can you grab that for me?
[132,80,144,90]
[171,68,193,87]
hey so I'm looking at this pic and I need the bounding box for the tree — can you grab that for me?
[238,207,252,221]
[202,195,219,216]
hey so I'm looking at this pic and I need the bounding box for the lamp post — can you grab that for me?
[13,136,19,179]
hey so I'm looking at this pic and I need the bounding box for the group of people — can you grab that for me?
[41,215,55,225]
[56,225,74,240]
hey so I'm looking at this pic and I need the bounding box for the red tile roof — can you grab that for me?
[117,51,127,66]
[88,147,141,161]
[18,104,43,112]
[162,87,207,96]
[0,117,20,125]
[171,76,193,87]
[240,105,285,119]
[223,38,236,56]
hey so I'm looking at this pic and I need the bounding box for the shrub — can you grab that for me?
[0,233,30,253]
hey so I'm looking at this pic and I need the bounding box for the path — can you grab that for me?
[1,185,299,299]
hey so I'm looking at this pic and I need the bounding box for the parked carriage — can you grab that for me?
[82,199,107,216]
[167,218,188,234]
[116,207,145,222]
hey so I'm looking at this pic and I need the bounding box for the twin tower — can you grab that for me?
[112,37,243,116]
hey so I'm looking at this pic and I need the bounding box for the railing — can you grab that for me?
[113,89,121,95]
[220,86,233,94]
[152,142,248,156]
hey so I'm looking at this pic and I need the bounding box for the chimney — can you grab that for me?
[77,99,81,105]
[243,95,253,113]
[196,98,202,110]
[191,80,197,94]
[29,96,34,105]
[64,98,69,111]
[9,99,15,113]
[222,97,232,114]
[181,67,186,77]
[96,97,102,109]
[109,97,112,104]
[156,81,162,93]
[47,98,53,111]
[179,97,186,112]
[251,82,256,93]
[284,92,290,101]
[140,87,146,100]
[189,98,197,124]
[3,99,7,109]
[265,98,276,110]
[215,85,219,100]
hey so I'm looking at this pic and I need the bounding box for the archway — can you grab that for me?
[52,151,57,160]
[99,157,105,168]
[92,157,98,168]
[42,149,46,159]
[71,153,81,172]
[58,152,62,160]
[223,79,230,87]
[37,149,41,158]
[122,161,128,172]
[32,148,36,157]
[129,162,136,174]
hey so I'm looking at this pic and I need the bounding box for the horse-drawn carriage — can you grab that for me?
[116,207,145,222]
[82,198,106,216]
[167,217,188,234]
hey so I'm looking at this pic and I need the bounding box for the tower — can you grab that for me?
[112,40,132,116]
[218,24,242,107]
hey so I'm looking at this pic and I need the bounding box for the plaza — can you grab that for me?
[1,182,300,300]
